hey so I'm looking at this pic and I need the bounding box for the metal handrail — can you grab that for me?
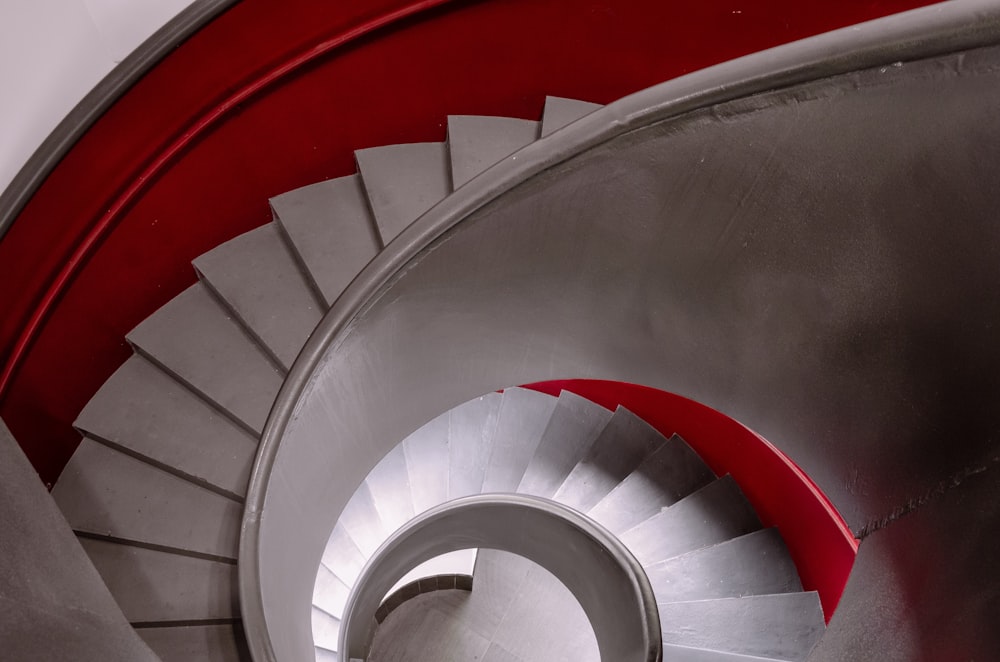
[338,494,661,662]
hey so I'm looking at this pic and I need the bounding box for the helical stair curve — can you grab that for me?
[44,4,1000,661]
[49,91,828,661]
[49,96,635,661]
[314,389,825,662]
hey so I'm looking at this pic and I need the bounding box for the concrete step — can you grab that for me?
[481,387,558,493]
[517,390,613,498]
[447,115,539,188]
[645,528,802,603]
[552,405,666,512]
[193,222,324,370]
[79,537,237,623]
[75,355,257,499]
[619,475,761,566]
[137,624,249,662]
[53,437,241,559]
[402,409,451,514]
[540,95,602,137]
[587,433,714,534]
[658,592,825,661]
[448,393,501,499]
[355,142,451,244]
[126,283,282,434]
[271,174,381,307]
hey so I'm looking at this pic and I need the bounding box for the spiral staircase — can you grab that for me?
[44,94,834,661]
[5,2,1000,661]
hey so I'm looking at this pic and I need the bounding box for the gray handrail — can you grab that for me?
[338,494,660,662]
[239,3,1000,660]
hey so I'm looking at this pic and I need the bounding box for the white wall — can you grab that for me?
[0,0,195,198]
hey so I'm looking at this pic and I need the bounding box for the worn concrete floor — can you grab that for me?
[368,549,599,662]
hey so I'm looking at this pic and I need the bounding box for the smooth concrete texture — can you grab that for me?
[355,142,452,244]
[271,174,382,307]
[194,222,325,370]
[481,388,558,493]
[52,436,242,559]
[645,528,802,603]
[620,476,760,566]
[402,408,451,514]
[517,390,613,498]
[128,282,284,434]
[0,419,157,662]
[552,405,665,512]
[447,393,501,499]
[79,536,238,622]
[321,523,367,586]
[587,435,714,534]
[75,354,258,498]
[539,96,602,137]
[810,458,1000,661]
[368,550,599,662]
[448,115,540,188]
[138,623,250,662]
[658,592,825,660]
[366,443,415,533]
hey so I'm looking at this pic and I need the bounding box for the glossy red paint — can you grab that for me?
[523,378,857,623]
[0,0,938,486]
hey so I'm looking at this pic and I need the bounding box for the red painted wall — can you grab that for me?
[0,0,936,487]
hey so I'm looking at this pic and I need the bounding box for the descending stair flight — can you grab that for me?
[52,95,821,661]
[313,389,824,662]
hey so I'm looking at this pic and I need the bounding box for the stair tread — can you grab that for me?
[314,563,351,619]
[552,405,666,512]
[587,434,715,534]
[338,480,389,558]
[127,283,283,434]
[448,392,502,499]
[661,643,794,661]
[355,141,451,245]
[53,437,241,559]
[271,174,381,307]
[619,475,761,566]
[447,115,539,189]
[403,409,451,515]
[74,355,257,498]
[645,528,802,603]
[80,537,237,623]
[481,387,558,493]
[367,443,414,533]
[311,605,342,652]
[517,391,613,498]
[193,222,324,370]
[321,523,367,587]
[314,647,339,662]
[138,624,248,662]
[540,96,602,137]
[658,592,825,661]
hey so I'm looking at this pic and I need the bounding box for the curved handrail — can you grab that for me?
[239,3,1000,660]
[338,494,660,662]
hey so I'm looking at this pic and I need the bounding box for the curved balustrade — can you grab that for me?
[339,494,660,662]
